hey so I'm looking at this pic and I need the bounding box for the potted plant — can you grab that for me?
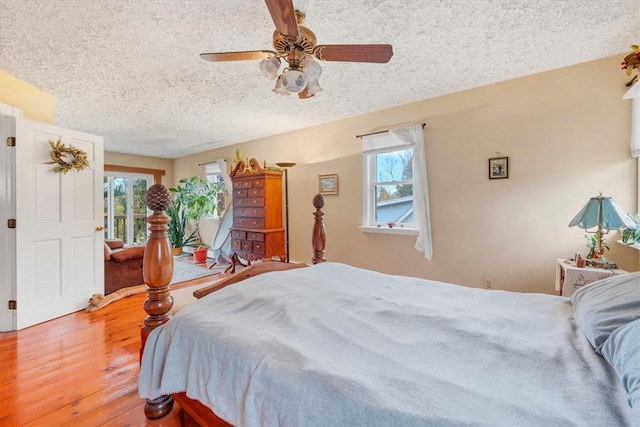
[166,197,197,255]
[620,213,640,245]
[169,176,219,262]
[584,233,610,259]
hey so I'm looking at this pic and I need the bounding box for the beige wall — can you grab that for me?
[104,151,174,186]
[0,70,54,123]
[175,54,638,294]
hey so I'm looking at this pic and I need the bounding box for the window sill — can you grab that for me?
[617,240,640,251]
[359,226,419,235]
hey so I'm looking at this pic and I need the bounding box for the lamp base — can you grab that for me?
[585,257,617,269]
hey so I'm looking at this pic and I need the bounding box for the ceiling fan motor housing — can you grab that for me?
[272,11,317,69]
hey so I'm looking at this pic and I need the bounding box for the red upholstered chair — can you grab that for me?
[104,239,145,294]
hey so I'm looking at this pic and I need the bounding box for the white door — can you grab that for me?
[14,118,104,329]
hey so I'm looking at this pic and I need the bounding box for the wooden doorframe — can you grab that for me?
[104,164,164,184]
[0,104,23,331]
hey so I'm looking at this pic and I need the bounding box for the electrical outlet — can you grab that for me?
[483,277,494,289]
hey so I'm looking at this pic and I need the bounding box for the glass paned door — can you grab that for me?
[104,172,152,244]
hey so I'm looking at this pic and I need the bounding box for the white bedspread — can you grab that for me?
[139,262,633,426]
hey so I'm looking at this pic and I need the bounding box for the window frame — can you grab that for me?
[361,142,419,235]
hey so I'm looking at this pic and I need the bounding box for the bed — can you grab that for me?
[138,185,639,426]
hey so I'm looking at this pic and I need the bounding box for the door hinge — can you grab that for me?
[7,219,16,229]
[8,300,16,310]
[7,137,15,147]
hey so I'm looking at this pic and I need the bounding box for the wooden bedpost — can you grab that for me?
[141,184,174,419]
[312,193,326,264]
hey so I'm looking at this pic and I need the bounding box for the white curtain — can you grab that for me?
[390,125,433,260]
[630,97,640,158]
[203,160,231,196]
[216,159,232,197]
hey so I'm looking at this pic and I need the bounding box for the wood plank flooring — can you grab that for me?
[0,275,219,426]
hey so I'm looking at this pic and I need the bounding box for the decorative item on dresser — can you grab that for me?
[230,158,285,267]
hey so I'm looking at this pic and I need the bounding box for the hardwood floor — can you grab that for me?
[0,275,218,426]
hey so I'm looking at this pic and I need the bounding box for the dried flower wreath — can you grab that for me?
[47,139,90,174]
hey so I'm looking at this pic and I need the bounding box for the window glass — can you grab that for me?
[364,146,416,228]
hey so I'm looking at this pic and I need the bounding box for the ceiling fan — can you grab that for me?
[200,0,393,99]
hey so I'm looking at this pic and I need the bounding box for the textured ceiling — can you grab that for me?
[1,0,638,159]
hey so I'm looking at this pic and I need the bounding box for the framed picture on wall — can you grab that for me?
[319,174,338,195]
[488,157,509,179]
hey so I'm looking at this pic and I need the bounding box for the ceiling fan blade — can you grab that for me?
[264,0,299,40]
[200,50,277,62]
[313,44,393,63]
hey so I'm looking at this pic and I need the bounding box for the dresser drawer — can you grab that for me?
[233,217,265,229]
[233,180,253,189]
[233,188,247,198]
[247,231,265,242]
[252,241,265,254]
[231,230,246,240]
[231,239,243,251]
[235,207,265,218]
[234,197,264,207]
[247,188,264,197]
[252,179,265,188]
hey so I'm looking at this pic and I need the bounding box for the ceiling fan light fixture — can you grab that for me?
[281,69,307,93]
[306,78,322,96]
[272,74,290,95]
[259,56,281,80]
[302,57,322,81]
[200,5,392,99]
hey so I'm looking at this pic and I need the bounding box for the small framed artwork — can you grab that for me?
[318,174,338,195]
[488,157,509,179]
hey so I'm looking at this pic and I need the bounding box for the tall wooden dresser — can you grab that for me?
[230,158,285,262]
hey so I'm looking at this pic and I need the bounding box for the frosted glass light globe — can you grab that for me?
[259,56,281,80]
[281,69,307,93]
[302,57,322,81]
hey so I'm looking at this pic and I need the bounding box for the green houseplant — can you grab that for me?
[166,197,197,255]
[169,176,219,261]
[620,213,640,245]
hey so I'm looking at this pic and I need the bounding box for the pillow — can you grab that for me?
[600,319,640,422]
[110,245,145,262]
[105,238,125,249]
[104,243,112,261]
[571,272,640,352]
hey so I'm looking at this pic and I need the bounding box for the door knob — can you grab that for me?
[95,225,104,231]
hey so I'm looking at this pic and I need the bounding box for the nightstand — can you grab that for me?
[555,258,626,297]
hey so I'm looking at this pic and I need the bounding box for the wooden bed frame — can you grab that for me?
[140,186,327,425]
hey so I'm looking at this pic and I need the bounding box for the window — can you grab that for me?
[363,145,415,228]
[361,124,433,259]
[204,161,227,218]
[103,172,152,244]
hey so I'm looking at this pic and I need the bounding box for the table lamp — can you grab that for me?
[568,193,634,268]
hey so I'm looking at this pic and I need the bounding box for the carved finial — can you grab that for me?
[312,193,326,264]
[146,184,171,211]
[313,193,325,209]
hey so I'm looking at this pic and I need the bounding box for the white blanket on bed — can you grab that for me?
[139,262,633,426]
